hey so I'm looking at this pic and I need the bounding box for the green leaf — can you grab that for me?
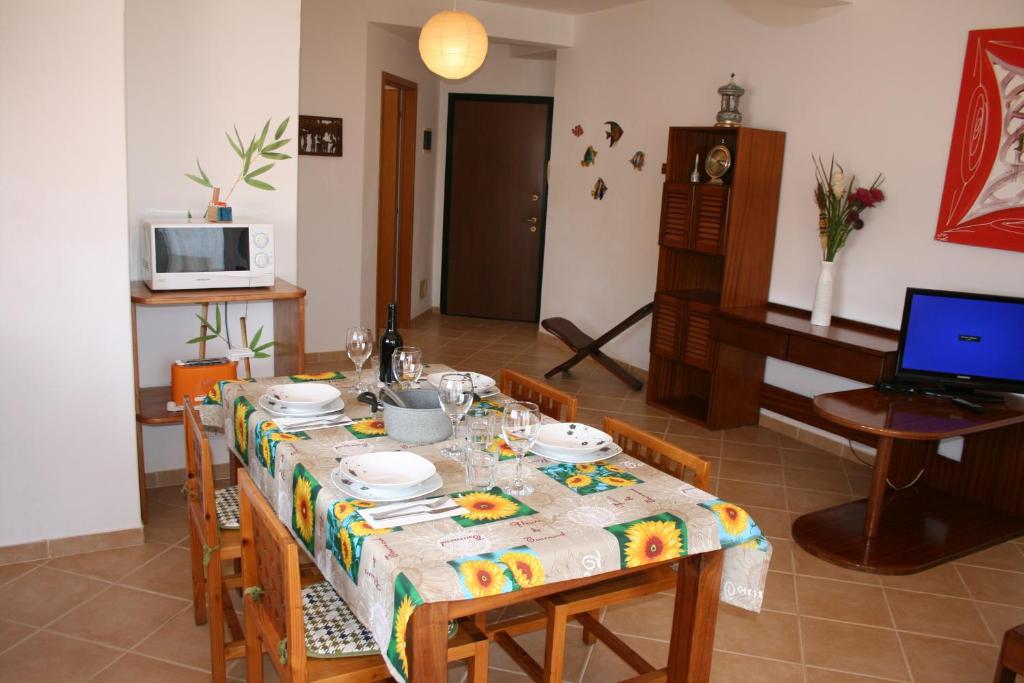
[186,334,219,344]
[261,138,290,153]
[274,117,290,141]
[226,132,244,158]
[234,126,245,155]
[214,304,222,333]
[254,341,275,352]
[185,173,212,188]
[255,118,270,151]
[195,313,219,334]
[243,134,256,175]
[244,177,275,191]
[249,326,263,349]
[246,163,274,179]
[254,351,271,359]
[261,152,291,161]
[196,159,211,184]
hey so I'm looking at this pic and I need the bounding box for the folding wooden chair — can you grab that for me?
[237,469,489,682]
[183,399,245,683]
[488,416,711,682]
[542,302,653,390]
[499,368,579,422]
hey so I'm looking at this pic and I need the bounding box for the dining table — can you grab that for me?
[201,366,772,682]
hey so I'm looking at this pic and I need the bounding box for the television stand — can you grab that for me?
[793,388,1024,574]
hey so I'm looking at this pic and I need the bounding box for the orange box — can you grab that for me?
[171,361,237,405]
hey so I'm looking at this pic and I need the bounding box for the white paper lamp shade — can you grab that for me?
[418,10,488,80]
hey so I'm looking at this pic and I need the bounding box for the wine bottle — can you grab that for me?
[378,302,403,384]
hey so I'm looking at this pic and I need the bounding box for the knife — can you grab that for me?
[372,505,461,522]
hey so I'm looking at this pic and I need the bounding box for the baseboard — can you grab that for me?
[0,526,145,566]
[144,462,231,489]
[758,409,877,465]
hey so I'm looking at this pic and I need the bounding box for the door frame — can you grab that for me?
[440,93,554,322]
[375,71,418,330]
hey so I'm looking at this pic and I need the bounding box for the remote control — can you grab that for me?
[950,397,984,414]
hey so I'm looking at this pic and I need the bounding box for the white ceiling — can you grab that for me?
[484,0,646,15]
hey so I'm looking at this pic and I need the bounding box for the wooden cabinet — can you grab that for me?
[647,126,786,428]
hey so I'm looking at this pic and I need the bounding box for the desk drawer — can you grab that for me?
[711,315,788,358]
[787,337,887,384]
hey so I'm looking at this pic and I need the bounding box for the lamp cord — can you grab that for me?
[846,438,924,491]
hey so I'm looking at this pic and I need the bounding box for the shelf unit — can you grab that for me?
[646,126,786,429]
[130,278,306,519]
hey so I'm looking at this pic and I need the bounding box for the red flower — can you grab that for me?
[850,187,876,207]
[869,187,885,203]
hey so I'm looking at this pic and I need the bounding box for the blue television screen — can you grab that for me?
[897,289,1024,387]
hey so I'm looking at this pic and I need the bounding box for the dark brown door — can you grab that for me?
[442,95,553,322]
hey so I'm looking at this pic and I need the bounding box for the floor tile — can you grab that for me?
[602,592,675,641]
[715,479,787,510]
[49,584,186,649]
[899,632,999,683]
[762,571,796,613]
[710,650,803,683]
[713,605,801,662]
[720,441,782,465]
[956,564,1024,607]
[793,546,880,585]
[785,488,853,515]
[0,566,106,627]
[800,617,908,680]
[579,633,667,682]
[488,626,592,681]
[767,538,794,573]
[718,460,784,486]
[796,575,892,627]
[91,653,212,683]
[661,433,722,458]
[880,563,969,597]
[0,618,35,653]
[143,502,189,545]
[721,425,781,447]
[743,505,793,540]
[804,668,898,682]
[665,418,720,439]
[954,542,1024,572]
[121,546,194,599]
[783,467,850,494]
[0,630,122,682]
[45,542,169,582]
[974,601,1024,643]
[886,588,991,643]
[0,562,39,588]
[780,448,844,472]
[133,608,214,670]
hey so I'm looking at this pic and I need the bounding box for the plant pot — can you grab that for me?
[811,259,836,327]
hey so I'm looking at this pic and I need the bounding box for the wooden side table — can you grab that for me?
[793,388,1024,574]
[130,279,305,520]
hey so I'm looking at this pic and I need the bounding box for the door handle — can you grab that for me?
[531,193,540,202]
[525,217,538,225]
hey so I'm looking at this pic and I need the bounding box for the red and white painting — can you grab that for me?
[935,27,1024,253]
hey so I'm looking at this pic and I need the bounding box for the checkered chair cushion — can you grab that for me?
[214,486,240,530]
[302,581,379,657]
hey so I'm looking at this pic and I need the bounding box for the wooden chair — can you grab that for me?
[183,399,245,683]
[489,416,711,682]
[499,368,578,422]
[994,622,1024,682]
[237,469,489,682]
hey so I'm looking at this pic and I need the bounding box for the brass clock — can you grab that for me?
[704,144,732,184]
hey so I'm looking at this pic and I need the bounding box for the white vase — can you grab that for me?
[810,260,836,327]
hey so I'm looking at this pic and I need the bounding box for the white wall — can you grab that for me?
[431,42,557,308]
[542,0,1024,395]
[126,0,301,472]
[0,0,140,545]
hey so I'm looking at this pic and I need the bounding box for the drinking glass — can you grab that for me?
[392,346,424,389]
[345,326,374,392]
[501,401,541,496]
[465,448,498,491]
[463,410,496,452]
[437,373,474,461]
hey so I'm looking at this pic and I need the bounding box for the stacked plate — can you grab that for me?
[259,383,344,418]
[425,372,498,397]
[532,423,623,464]
[331,451,443,502]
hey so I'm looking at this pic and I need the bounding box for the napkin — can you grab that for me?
[358,498,465,530]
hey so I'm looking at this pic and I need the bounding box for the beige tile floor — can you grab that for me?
[2,312,1023,682]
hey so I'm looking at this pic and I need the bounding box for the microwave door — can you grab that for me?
[154,228,248,273]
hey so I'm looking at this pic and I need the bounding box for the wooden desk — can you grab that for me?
[130,278,305,519]
[792,388,1024,574]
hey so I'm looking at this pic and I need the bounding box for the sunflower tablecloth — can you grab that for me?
[207,369,772,682]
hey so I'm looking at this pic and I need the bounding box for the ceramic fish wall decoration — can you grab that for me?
[592,177,608,200]
[571,124,584,137]
[604,121,623,147]
[581,145,598,167]
[629,151,645,171]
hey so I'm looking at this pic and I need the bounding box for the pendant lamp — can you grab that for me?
[418,9,488,80]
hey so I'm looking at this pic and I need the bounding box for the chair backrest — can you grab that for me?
[183,399,217,544]
[238,469,308,682]
[499,368,578,422]
[603,416,711,490]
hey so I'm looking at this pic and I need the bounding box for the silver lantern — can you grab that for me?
[715,74,745,128]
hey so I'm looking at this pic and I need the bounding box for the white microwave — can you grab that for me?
[141,221,274,290]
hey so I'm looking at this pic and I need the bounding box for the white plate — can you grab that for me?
[258,394,344,418]
[267,383,341,409]
[330,470,444,503]
[536,423,613,455]
[477,385,501,398]
[337,451,437,489]
[532,442,623,464]
[425,371,496,392]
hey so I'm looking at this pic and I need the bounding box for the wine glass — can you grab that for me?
[501,401,541,496]
[392,346,423,389]
[345,326,374,392]
[437,373,474,461]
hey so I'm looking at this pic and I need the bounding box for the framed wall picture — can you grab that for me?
[298,115,343,157]
[935,27,1024,253]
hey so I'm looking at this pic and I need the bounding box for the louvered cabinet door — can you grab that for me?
[651,293,686,358]
[692,184,730,254]
[683,302,715,369]
[658,183,694,249]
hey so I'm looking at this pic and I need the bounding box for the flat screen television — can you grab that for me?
[894,288,1024,395]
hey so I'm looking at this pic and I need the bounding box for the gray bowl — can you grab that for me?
[381,388,453,445]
